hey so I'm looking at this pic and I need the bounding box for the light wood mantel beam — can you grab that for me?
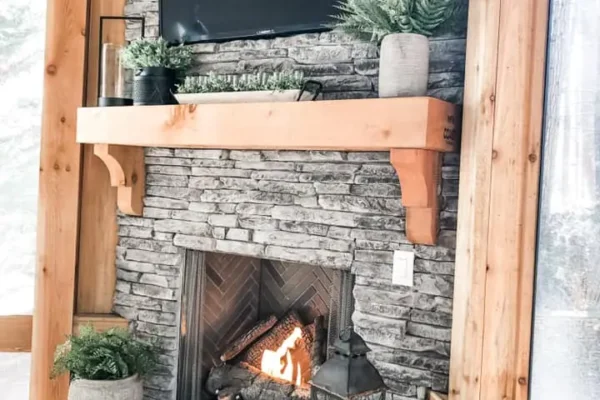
[77,97,457,151]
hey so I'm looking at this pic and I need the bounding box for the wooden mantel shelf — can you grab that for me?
[77,97,457,244]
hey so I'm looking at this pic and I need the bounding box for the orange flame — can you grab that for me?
[260,327,303,386]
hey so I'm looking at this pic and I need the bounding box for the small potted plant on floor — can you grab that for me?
[332,0,456,97]
[175,71,321,104]
[52,326,158,400]
[122,37,193,105]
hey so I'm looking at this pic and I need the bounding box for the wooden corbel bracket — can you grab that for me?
[93,144,145,216]
[391,149,442,245]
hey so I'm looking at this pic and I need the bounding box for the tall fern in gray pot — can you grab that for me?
[122,37,193,105]
[52,326,158,400]
[333,0,456,97]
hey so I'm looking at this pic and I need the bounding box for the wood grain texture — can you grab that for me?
[481,0,549,399]
[391,149,441,245]
[449,0,501,396]
[73,314,129,333]
[430,392,449,400]
[0,314,128,350]
[0,316,33,352]
[76,97,457,151]
[30,0,88,398]
[77,0,126,315]
[449,0,549,399]
[93,144,145,215]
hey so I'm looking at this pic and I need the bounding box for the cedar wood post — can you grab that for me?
[449,0,550,399]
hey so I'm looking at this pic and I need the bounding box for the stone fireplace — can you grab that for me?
[113,149,458,400]
[117,2,465,398]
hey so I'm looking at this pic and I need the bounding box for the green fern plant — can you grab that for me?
[52,326,158,381]
[121,37,193,71]
[331,0,456,41]
[177,71,305,94]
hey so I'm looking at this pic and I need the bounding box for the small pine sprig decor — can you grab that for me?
[52,325,158,381]
[331,0,456,42]
[177,71,305,94]
[121,37,193,71]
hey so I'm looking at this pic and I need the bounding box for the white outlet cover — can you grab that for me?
[392,250,415,287]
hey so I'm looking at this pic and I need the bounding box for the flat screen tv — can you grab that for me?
[159,0,339,44]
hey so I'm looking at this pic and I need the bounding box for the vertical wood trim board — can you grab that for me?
[449,0,502,397]
[77,0,126,314]
[450,0,550,399]
[30,0,89,398]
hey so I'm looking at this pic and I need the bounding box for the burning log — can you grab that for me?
[240,372,295,400]
[238,363,310,400]
[207,313,326,399]
[205,364,259,395]
[240,311,304,369]
[220,315,278,362]
[298,321,316,382]
[206,364,311,400]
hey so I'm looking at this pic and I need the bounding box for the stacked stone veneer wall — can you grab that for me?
[114,149,459,400]
[125,0,467,103]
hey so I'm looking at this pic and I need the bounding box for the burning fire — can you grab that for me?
[260,327,303,386]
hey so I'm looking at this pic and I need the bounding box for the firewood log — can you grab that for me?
[240,311,304,369]
[220,315,278,362]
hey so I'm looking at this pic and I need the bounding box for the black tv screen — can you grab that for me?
[160,0,338,44]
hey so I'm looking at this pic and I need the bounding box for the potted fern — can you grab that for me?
[175,71,320,104]
[121,37,193,105]
[52,326,158,400]
[332,0,456,97]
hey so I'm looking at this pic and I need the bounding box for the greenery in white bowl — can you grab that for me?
[121,37,193,71]
[176,71,305,94]
[331,0,456,41]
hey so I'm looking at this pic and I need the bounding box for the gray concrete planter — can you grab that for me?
[68,374,143,400]
[379,33,429,98]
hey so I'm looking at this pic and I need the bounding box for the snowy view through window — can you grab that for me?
[0,0,45,315]
[0,0,46,398]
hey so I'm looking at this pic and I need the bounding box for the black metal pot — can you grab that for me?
[133,67,177,106]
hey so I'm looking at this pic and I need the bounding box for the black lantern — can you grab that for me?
[97,16,145,107]
[310,330,386,400]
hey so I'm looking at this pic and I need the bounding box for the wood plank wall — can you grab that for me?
[77,0,126,314]
[29,0,89,398]
[449,0,550,399]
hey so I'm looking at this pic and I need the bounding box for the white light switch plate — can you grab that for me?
[392,250,414,287]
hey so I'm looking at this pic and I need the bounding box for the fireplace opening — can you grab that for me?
[177,250,355,400]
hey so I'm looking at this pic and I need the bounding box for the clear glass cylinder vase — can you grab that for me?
[100,43,132,102]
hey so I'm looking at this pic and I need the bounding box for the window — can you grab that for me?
[0,1,46,398]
